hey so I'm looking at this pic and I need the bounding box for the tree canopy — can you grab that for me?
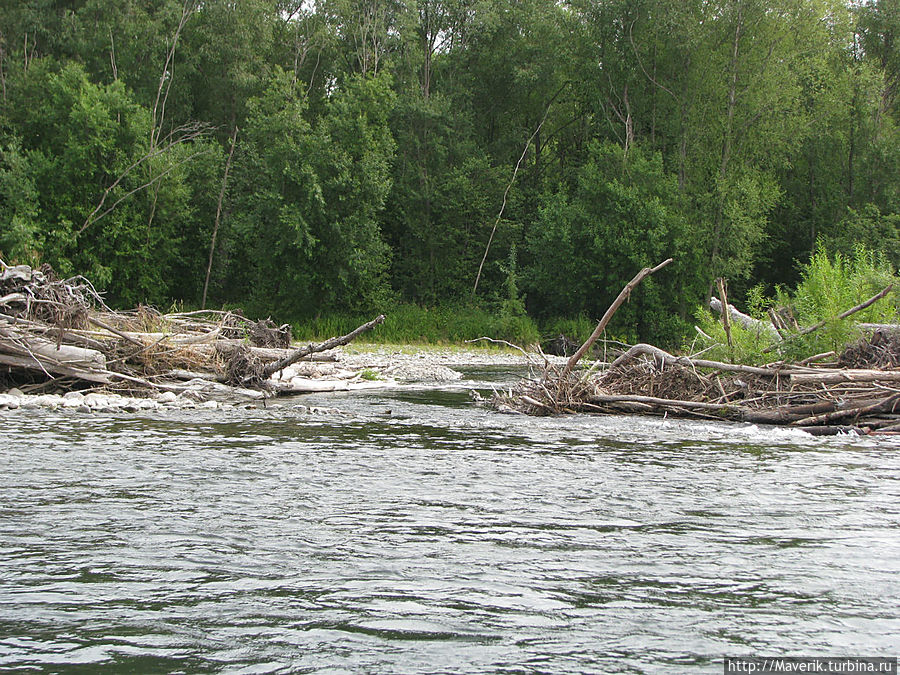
[2,0,899,343]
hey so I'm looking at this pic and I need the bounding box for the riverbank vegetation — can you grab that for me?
[2,0,900,350]
[693,246,900,365]
[293,301,541,346]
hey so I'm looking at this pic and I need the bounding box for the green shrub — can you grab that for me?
[691,306,775,364]
[540,314,596,345]
[692,245,900,364]
[789,245,898,352]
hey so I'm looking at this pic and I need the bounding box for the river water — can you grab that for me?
[2,367,899,674]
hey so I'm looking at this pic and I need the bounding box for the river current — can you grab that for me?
[2,367,899,673]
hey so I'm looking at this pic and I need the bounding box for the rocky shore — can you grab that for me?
[0,343,559,413]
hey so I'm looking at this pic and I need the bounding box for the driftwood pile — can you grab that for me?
[495,260,900,436]
[0,261,383,401]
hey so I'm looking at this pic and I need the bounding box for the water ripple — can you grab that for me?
[2,386,899,673]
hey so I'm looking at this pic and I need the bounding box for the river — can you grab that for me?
[2,367,899,673]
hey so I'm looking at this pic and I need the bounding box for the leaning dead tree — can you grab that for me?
[494,259,900,436]
[0,261,384,401]
[561,258,672,376]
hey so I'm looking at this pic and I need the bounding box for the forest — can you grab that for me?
[1,0,899,348]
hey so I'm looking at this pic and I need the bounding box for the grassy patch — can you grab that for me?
[293,302,541,346]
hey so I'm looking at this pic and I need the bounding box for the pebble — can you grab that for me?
[83,393,108,408]
[293,404,344,415]
[0,394,19,409]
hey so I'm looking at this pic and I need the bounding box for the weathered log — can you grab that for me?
[589,393,746,419]
[855,416,900,429]
[260,314,385,379]
[0,353,112,384]
[585,391,893,429]
[0,315,111,351]
[0,265,377,401]
[163,377,268,401]
[609,343,791,377]
[870,419,900,432]
[87,316,144,346]
[709,297,781,341]
[580,400,656,413]
[0,328,107,370]
[172,327,222,345]
[799,351,835,365]
[270,378,351,393]
[83,326,220,347]
[198,341,336,362]
[741,404,833,425]
[790,393,900,426]
[0,264,41,282]
[789,369,900,385]
[165,368,227,382]
[0,292,26,306]
[857,323,900,333]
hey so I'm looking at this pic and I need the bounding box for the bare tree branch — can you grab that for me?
[78,123,208,235]
[152,0,198,149]
[473,81,568,295]
[202,126,239,309]
[79,143,211,235]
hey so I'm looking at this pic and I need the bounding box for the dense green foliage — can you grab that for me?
[695,246,900,363]
[2,0,900,347]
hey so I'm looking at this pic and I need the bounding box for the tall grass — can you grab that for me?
[293,303,541,346]
[778,245,898,356]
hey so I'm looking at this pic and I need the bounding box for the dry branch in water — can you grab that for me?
[259,314,385,380]
[491,261,900,436]
[562,258,672,376]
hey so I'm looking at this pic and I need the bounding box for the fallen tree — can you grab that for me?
[492,260,900,436]
[0,261,384,401]
[708,297,781,341]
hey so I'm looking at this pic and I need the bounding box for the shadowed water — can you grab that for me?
[2,369,899,673]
